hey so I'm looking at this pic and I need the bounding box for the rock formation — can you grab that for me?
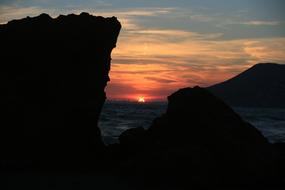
[118,87,275,188]
[0,13,121,170]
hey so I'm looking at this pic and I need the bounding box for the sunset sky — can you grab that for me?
[1,0,285,101]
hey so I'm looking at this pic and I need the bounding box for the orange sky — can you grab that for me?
[106,31,285,101]
[1,2,285,102]
[99,7,285,102]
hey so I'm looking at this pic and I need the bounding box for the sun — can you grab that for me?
[138,97,145,103]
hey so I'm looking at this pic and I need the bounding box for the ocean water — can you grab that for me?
[234,107,285,143]
[99,101,285,144]
[99,101,167,144]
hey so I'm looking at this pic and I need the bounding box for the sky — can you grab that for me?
[1,0,285,101]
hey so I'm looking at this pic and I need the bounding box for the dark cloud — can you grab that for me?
[144,76,176,83]
[113,57,177,65]
[0,0,16,5]
[106,82,137,92]
[111,70,169,75]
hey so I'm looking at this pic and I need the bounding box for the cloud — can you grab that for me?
[128,29,223,40]
[190,14,214,22]
[109,35,285,100]
[243,38,285,62]
[0,6,46,24]
[241,20,281,26]
[99,8,175,17]
[144,77,177,83]
[89,7,176,31]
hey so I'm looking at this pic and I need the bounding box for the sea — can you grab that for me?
[99,101,285,144]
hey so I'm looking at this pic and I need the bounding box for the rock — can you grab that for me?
[119,87,273,188]
[119,127,146,154]
[0,13,121,170]
[272,143,285,186]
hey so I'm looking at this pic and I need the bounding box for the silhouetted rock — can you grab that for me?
[208,63,285,108]
[118,87,274,188]
[0,13,121,170]
[272,143,285,186]
[119,127,146,148]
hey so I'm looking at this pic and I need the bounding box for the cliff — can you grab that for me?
[0,13,121,170]
[208,63,285,108]
[117,87,276,188]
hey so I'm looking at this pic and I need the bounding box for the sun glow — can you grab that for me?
[138,97,145,103]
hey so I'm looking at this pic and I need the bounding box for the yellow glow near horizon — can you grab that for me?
[138,97,145,103]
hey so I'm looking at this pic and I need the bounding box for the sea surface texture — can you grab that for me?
[100,101,285,144]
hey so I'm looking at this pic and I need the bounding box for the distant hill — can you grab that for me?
[208,63,285,108]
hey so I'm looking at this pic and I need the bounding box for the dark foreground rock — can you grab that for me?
[117,87,283,188]
[0,13,121,170]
